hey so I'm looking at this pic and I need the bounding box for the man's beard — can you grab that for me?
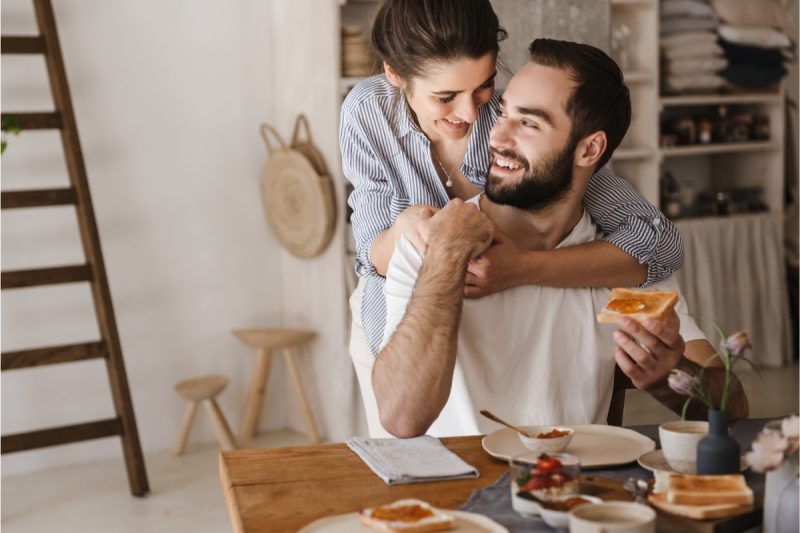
[485,138,578,211]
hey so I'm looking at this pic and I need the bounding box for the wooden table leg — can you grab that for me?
[283,348,321,444]
[173,400,197,455]
[206,398,236,451]
[238,348,272,448]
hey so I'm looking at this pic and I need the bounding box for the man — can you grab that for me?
[355,39,748,439]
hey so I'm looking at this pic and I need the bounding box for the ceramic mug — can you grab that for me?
[658,420,708,474]
[569,502,656,533]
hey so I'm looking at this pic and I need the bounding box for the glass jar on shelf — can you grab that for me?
[697,117,712,144]
[673,117,696,145]
[732,112,753,142]
[754,113,770,141]
[660,170,682,219]
[713,106,734,143]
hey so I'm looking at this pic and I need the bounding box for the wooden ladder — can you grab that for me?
[1,0,149,497]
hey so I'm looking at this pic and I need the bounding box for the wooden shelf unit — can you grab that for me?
[611,0,654,6]
[661,141,778,158]
[661,92,783,107]
[607,1,785,217]
[623,70,656,83]
[614,147,656,160]
[609,0,660,203]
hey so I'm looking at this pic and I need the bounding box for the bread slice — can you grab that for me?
[358,499,455,532]
[666,474,753,506]
[596,288,679,324]
[648,492,753,520]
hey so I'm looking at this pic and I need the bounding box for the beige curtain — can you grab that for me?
[675,213,791,367]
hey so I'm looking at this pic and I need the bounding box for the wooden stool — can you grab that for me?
[232,328,320,447]
[173,375,236,455]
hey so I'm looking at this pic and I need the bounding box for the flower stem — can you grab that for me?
[720,349,731,411]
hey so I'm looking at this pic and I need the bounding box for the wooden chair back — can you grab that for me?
[607,365,635,426]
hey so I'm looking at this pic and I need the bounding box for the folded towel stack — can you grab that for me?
[711,0,792,89]
[660,0,727,93]
[347,435,480,485]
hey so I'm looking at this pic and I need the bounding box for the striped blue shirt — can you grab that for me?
[340,74,684,355]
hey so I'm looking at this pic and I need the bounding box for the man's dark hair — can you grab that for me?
[528,38,631,170]
[371,0,507,80]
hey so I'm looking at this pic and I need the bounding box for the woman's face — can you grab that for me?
[388,53,497,144]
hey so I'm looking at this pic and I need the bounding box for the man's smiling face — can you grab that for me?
[485,62,579,210]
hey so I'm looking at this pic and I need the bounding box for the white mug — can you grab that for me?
[569,502,656,533]
[659,420,708,474]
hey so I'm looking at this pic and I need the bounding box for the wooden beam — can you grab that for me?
[1,418,121,454]
[2,264,92,289]
[1,36,46,54]
[1,187,77,209]
[2,341,106,371]
[1,112,62,130]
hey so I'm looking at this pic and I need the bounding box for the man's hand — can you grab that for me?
[464,228,526,298]
[613,310,686,390]
[373,199,493,438]
[427,199,494,262]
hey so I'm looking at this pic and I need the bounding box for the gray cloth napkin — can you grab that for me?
[347,435,479,485]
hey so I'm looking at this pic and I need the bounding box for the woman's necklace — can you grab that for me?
[431,145,465,188]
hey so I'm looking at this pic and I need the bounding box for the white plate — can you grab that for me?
[482,425,655,468]
[298,509,507,532]
[637,449,748,473]
[637,449,677,473]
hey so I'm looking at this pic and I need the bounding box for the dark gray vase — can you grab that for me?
[697,409,740,475]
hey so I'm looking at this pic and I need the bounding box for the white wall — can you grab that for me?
[1,0,287,476]
[268,0,367,443]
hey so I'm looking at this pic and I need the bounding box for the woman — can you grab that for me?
[340,0,683,361]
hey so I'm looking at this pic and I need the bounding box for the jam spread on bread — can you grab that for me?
[607,298,646,314]
[371,504,434,522]
[543,496,592,511]
[597,289,678,324]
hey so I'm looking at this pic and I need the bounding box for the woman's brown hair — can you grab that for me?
[371,0,507,80]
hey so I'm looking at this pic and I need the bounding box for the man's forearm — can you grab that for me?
[373,245,470,438]
[523,240,647,288]
[646,357,749,420]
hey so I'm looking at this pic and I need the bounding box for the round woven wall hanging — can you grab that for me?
[259,117,336,259]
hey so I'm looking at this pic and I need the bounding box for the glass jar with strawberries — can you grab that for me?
[510,452,581,516]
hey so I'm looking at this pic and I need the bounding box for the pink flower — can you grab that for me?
[719,330,751,359]
[745,432,789,473]
[781,415,799,439]
[668,369,695,396]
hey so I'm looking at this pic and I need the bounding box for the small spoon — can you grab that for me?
[479,410,536,438]
[623,478,649,504]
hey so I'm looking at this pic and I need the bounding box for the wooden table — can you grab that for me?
[220,421,771,533]
[220,436,507,532]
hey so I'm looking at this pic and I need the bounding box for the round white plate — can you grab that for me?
[637,449,677,473]
[298,509,507,532]
[637,449,748,473]
[482,425,655,468]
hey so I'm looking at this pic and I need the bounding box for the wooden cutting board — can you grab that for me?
[582,476,762,533]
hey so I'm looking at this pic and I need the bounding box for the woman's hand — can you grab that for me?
[394,204,438,254]
[613,310,686,390]
[464,228,528,298]
[370,204,439,275]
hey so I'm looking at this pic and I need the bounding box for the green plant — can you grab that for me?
[2,115,21,155]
